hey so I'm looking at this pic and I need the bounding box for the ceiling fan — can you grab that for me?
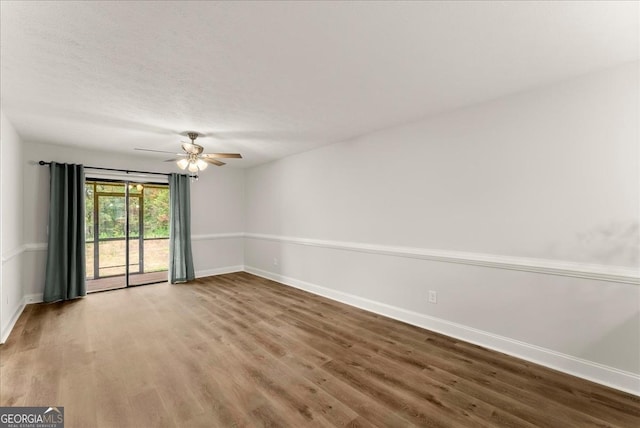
[134,132,242,173]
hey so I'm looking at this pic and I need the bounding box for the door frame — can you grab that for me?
[85,178,169,291]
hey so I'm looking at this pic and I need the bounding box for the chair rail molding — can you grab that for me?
[191,232,244,241]
[1,245,26,263]
[19,233,244,252]
[23,243,47,252]
[244,233,639,285]
[18,234,640,284]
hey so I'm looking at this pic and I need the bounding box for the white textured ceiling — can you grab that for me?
[1,1,638,167]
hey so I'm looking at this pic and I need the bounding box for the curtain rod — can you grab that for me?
[38,161,197,178]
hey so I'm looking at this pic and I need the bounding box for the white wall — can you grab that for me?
[1,112,25,342]
[190,160,245,276]
[21,141,245,299]
[244,62,640,393]
[5,62,639,393]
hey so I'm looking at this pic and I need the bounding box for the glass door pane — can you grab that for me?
[86,181,127,292]
[85,182,95,281]
[127,183,142,285]
[129,182,169,286]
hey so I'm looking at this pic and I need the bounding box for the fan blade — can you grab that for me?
[202,153,243,159]
[163,158,183,162]
[203,158,226,166]
[134,148,179,154]
[182,142,204,155]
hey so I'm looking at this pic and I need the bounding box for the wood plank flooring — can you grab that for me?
[1,272,638,427]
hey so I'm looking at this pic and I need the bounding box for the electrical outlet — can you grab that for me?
[428,290,437,304]
[273,257,279,266]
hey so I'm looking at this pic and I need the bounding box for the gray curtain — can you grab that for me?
[169,173,195,283]
[43,162,86,302]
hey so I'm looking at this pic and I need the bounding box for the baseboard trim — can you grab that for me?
[244,233,639,285]
[24,293,43,304]
[195,265,244,278]
[1,300,25,344]
[1,293,43,344]
[244,265,640,396]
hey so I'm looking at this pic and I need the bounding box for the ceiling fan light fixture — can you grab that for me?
[138,131,241,173]
[196,159,208,170]
[177,158,189,170]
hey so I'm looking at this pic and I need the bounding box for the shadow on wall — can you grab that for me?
[548,220,640,266]
[580,312,640,375]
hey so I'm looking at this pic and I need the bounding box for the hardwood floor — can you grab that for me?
[1,272,638,427]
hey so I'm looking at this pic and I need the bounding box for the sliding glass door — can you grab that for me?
[128,182,170,286]
[85,179,169,292]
